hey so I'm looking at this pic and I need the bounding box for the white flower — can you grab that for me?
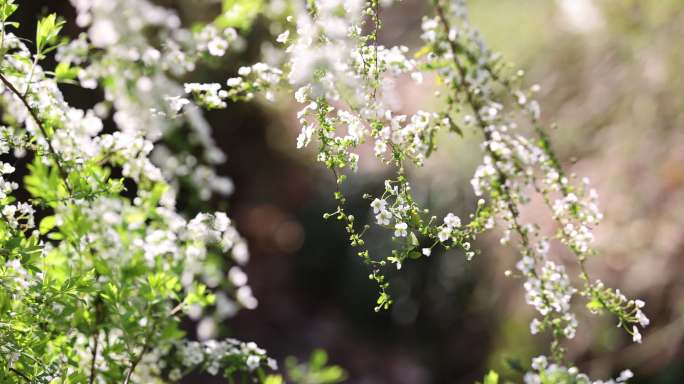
[422,248,431,257]
[246,355,261,371]
[530,318,541,334]
[197,318,216,340]
[443,213,461,228]
[2,204,16,217]
[0,163,15,174]
[394,222,408,237]
[215,292,238,319]
[531,355,548,371]
[89,19,119,47]
[169,369,182,381]
[374,140,388,156]
[294,86,309,103]
[232,242,250,265]
[563,324,576,339]
[528,100,541,120]
[227,77,243,87]
[236,286,258,310]
[632,326,642,343]
[636,310,650,327]
[228,266,248,286]
[395,204,409,214]
[207,37,228,56]
[437,226,452,242]
[370,198,387,214]
[165,96,190,113]
[375,209,391,225]
[617,369,634,382]
[276,30,290,43]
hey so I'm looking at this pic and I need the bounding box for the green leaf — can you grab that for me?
[504,357,526,374]
[586,298,604,312]
[408,232,419,247]
[310,349,328,369]
[47,231,63,240]
[215,0,263,30]
[263,375,284,384]
[483,370,499,384]
[36,13,64,54]
[0,289,10,314]
[54,61,79,82]
[39,215,56,234]
[0,0,17,22]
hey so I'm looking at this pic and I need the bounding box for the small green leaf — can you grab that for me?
[0,0,17,22]
[47,231,63,240]
[36,13,64,54]
[263,375,284,384]
[54,62,79,82]
[483,370,499,384]
[310,349,328,369]
[586,298,604,312]
[215,0,263,30]
[504,357,526,374]
[409,232,419,247]
[39,215,56,234]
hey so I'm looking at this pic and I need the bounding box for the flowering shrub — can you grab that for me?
[0,0,648,383]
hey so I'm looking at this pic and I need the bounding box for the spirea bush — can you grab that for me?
[0,0,648,383]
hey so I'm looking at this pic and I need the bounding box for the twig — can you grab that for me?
[123,341,151,384]
[88,328,99,384]
[123,320,157,384]
[9,367,30,383]
[169,302,184,316]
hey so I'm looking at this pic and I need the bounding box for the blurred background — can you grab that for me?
[15,0,684,383]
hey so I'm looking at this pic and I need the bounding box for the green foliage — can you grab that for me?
[0,3,273,382]
[0,0,17,24]
[482,370,499,384]
[285,349,347,384]
[216,0,264,30]
[36,13,64,56]
[53,62,79,83]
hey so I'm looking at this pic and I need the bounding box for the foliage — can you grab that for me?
[0,0,268,382]
[284,349,347,384]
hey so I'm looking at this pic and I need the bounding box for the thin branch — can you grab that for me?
[123,340,151,384]
[432,1,530,249]
[169,302,184,316]
[9,367,30,383]
[88,330,99,384]
[0,72,73,194]
[124,319,157,384]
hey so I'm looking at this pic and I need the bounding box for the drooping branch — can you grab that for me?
[432,0,570,361]
[9,367,30,383]
[0,72,73,194]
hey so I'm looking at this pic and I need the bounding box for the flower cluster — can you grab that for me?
[201,0,651,379]
[63,0,240,200]
[0,1,277,382]
[181,0,650,370]
[172,339,277,379]
[521,355,634,384]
